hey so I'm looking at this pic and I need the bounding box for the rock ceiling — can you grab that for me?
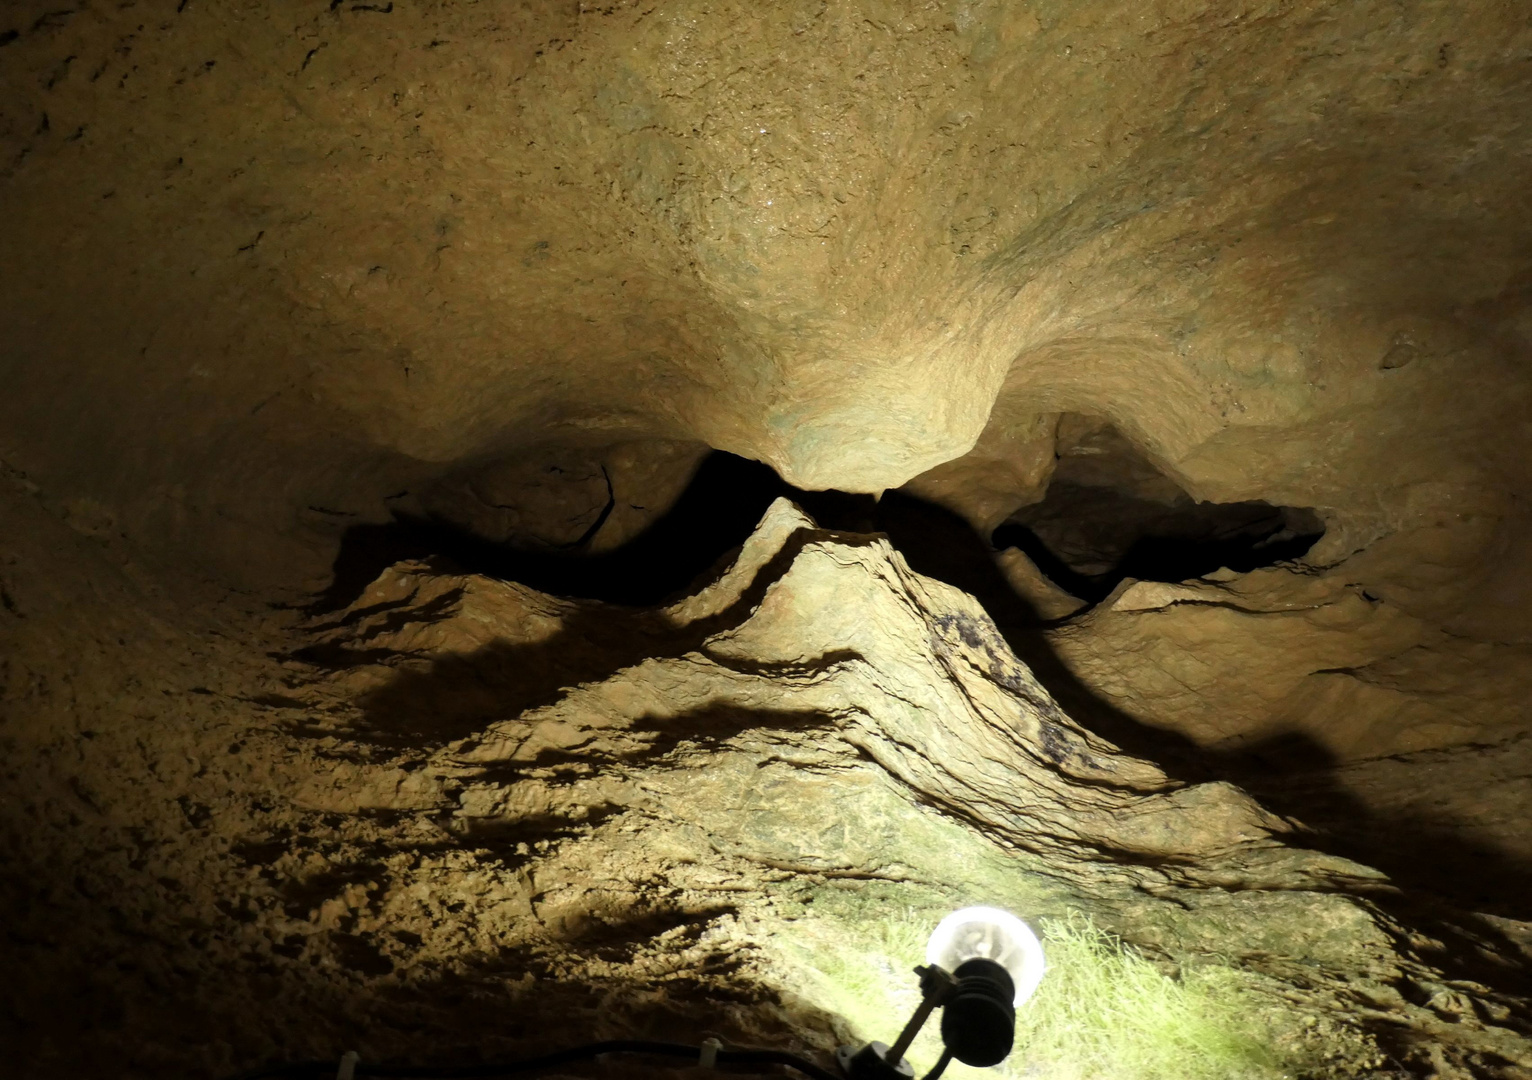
[3,1,1530,591]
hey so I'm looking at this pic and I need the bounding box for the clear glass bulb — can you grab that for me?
[925,906,1046,1006]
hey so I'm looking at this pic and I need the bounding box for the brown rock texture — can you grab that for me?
[3,0,1530,599]
[4,1,1532,1077]
[5,488,1532,1077]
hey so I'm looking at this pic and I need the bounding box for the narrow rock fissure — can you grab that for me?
[993,491,1324,604]
[992,417,1326,604]
[317,439,1324,638]
[313,452,879,612]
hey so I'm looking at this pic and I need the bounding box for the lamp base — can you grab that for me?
[836,1041,916,1080]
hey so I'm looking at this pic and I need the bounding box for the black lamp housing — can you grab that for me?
[940,958,1015,1067]
[837,959,1018,1080]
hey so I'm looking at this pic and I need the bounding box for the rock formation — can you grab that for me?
[2,1,1531,1076]
[3,490,1530,1076]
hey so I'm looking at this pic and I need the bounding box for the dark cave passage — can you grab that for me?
[992,487,1325,605]
[313,452,879,612]
[991,415,1325,605]
[316,436,1323,620]
[315,449,1038,620]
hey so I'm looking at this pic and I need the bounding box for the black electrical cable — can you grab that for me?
[224,1039,842,1080]
[712,1046,843,1079]
[362,1040,699,1077]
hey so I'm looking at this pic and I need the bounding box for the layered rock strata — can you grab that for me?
[7,490,1528,1077]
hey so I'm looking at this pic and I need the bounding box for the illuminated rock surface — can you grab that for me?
[5,490,1530,1077]
[3,0,1531,606]
[4,1,1532,1076]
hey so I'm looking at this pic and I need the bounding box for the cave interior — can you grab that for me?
[3,2,1532,1079]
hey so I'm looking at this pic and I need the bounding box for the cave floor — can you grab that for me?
[4,482,1532,1080]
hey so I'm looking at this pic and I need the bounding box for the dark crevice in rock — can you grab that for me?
[566,465,617,549]
[310,451,875,612]
[301,529,868,750]
[993,490,1325,604]
[991,415,1325,603]
[446,805,628,850]
[306,452,1224,783]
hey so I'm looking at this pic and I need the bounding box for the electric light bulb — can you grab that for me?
[925,906,1045,1006]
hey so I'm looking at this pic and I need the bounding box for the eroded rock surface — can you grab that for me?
[248,500,1532,1076]
[3,2,1532,1074]
[8,488,1528,1077]
[1044,564,1532,761]
[3,0,1530,613]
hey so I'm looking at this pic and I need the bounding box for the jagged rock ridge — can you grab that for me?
[282,500,1532,1077]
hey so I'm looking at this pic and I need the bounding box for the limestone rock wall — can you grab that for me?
[6,487,1530,1076]
[2,0,1529,616]
[4,6,1532,1074]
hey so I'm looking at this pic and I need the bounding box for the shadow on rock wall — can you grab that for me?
[306,453,878,613]
[305,455,1217,769]
[1218,731,1532,1001]
[292,462,1532,1043]
[4,853,827,1078]
[859,491,1532,981]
